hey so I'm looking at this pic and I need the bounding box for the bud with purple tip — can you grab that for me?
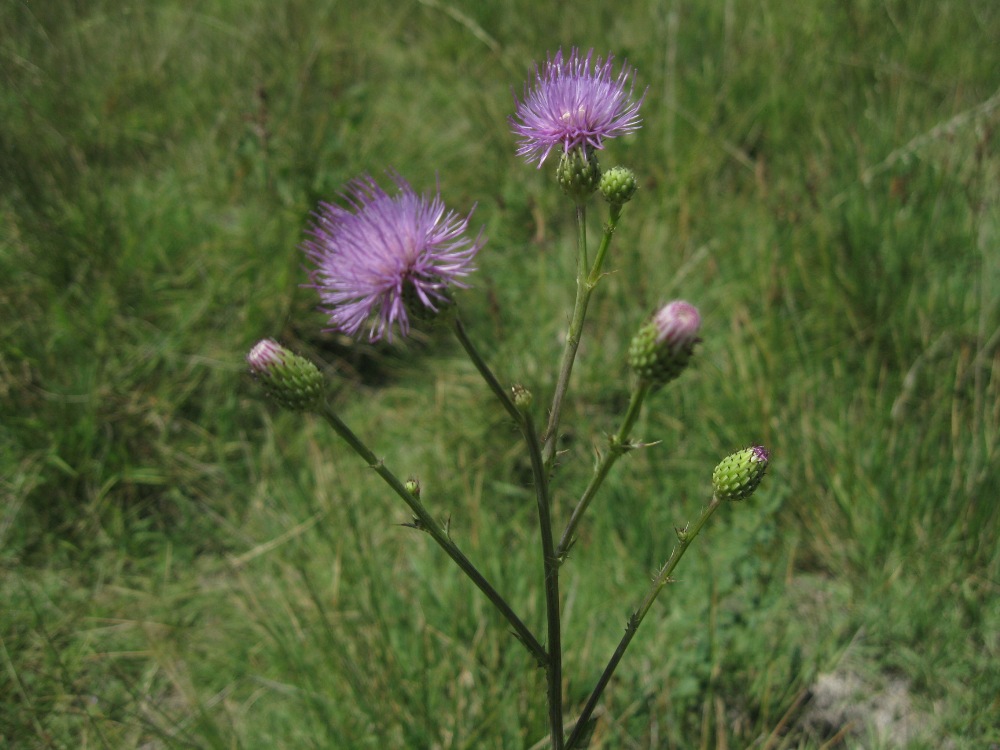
[627,300,702,387]
[712,446,771,501]
[247,339,325,412]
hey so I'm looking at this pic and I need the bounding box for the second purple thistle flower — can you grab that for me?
[302,174,485,343]
[510,47,646,167]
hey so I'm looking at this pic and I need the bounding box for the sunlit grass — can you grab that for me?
[2,0,998,747]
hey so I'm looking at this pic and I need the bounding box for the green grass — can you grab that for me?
[2,0,998,747]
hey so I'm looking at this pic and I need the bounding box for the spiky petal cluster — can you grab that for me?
[247,339,325,411]
[628,300,702,387]
[510,48,645,167]
[712,446,771,501]
[303,174,485,342]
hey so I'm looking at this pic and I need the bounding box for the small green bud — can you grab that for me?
[511,383,533,412]
[247,339,325,411]
[556,147,601,200]
[599,166,638,206]
[628,300,701,387]
[712,446,771,501]
[405,478,421,498]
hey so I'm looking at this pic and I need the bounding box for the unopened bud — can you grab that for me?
[511,383,533,412]
[246,339,325,411]
[712,446,770,501]
[405,478,421,498]
[599,166,638,206]
[628,300,701,387]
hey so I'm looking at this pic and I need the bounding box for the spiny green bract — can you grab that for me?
[247,339,325,412]
[600,166,638,206]
[556,148,601,199]
[712,446,770,501]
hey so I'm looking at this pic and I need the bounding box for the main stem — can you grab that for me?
[542,202,589,470]
[565,496,723,750]
[452,317,564,749]
[542,203,624,471]
[317,401,548,667]
[523,409,564,750]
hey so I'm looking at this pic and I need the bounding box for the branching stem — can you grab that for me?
[556,381,650,559]
[317,400,548,667]
[452,316,564,748]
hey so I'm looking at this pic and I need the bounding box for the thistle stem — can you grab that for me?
[523,408,564,750]
[452,316,564,749]
[542,202,624,471]
[556,381,651,560]
[317,400,548,666]
[452,317,521,423]
[587,203,622,288]
[565,495,723,750]
[542,202,589,471]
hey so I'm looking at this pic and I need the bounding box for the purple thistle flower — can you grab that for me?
[510,48,645,167]
[302,173,485,342]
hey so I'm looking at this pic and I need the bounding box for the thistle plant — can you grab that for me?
[248,47,770,749]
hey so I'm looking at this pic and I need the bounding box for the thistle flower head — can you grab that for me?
[247,339,325,411]
[712,446,771,501]
[628,300,702,387]
[302,173,485,342]
[510,48,645,167]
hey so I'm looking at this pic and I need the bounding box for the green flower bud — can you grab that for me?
[628,300,701,387]
[405,478,421,498]
[556,147,601,200]
[712,446,771,501]
[599,166,638,206]
[247,339,325,412]
[511,383,533,412]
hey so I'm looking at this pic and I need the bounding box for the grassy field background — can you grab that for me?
[2,0,998,747]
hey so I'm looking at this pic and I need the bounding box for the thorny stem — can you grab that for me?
[452,316,564,749]
[565,495,723,750]
[317,400,548,667]
[542,201,589,471]
[556,381,651,560]
[452,317,522,424]
[542,203,625,472]
[523,408,564,750]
